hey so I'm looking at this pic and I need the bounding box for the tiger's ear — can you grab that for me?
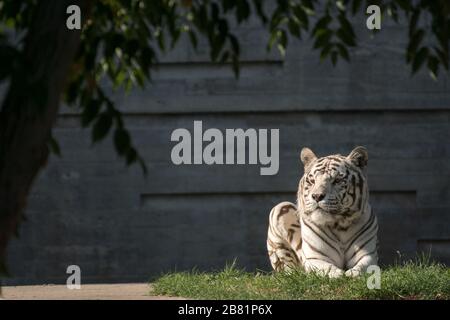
[347,146,368,169]
[300,147,317,169]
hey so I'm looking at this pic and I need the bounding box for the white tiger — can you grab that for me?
[267,146,378,278]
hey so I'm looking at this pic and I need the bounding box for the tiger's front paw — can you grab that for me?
[328,268,344,278]
[345,268,362,277]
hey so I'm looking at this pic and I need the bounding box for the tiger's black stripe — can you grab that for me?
[302,218,341,257]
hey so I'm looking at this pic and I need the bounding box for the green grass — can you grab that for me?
[151,258,450,300]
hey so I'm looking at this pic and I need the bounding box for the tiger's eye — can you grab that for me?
[335,174,345,183]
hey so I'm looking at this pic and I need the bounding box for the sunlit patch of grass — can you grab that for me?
[151,258,450,300]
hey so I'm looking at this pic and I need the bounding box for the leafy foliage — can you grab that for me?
[0,0,449,171]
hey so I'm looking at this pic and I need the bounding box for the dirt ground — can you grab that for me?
[0,283,185,300]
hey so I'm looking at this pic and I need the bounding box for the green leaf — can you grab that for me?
[407,29,425,62]
[157,30,165,51]
[268,29,279,50]
[313,29,332,49]
[433,46,449,70]
[312,15,332,36]
[336,0,346,12]
[232,55,240,78]
[218,18,229,36]
[210,37,224,62]
[92,112,113,143]
[220,50,230,63]
[351,0,363,15]
[138,157,148,176]
[412,47,429,74]
[48,135,61,157]
[126,147,138,165]
[293,5,309,30]
[138,46,154,77]
[252,0,267,24]
[277,29,288,56]
[81,99,103,127]
[269,8,284,31]
[114,128,131,155]
[188,30,198,49]
[133,67,145,88]
[336,28,356,47]
[409,9,420,37]
[427,55,439,80]
[114,70,127,88]
[331,50,338,66]
[338,14,356,39]
[236,0,250,23]
[301,0,314,11]
[320,44,333,61]
[387,4,399,22]
[288,19,301,38]
[336,43,350,61]
[228,34,240,56]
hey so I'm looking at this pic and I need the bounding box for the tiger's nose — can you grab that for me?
[312,193,326,202]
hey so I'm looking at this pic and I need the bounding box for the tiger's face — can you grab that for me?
[298,146,369,227]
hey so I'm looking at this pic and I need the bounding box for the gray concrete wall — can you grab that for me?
[4,15,450,284]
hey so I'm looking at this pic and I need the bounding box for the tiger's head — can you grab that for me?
[297,146,369,228]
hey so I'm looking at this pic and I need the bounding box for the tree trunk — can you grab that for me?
[0,0,88,276]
